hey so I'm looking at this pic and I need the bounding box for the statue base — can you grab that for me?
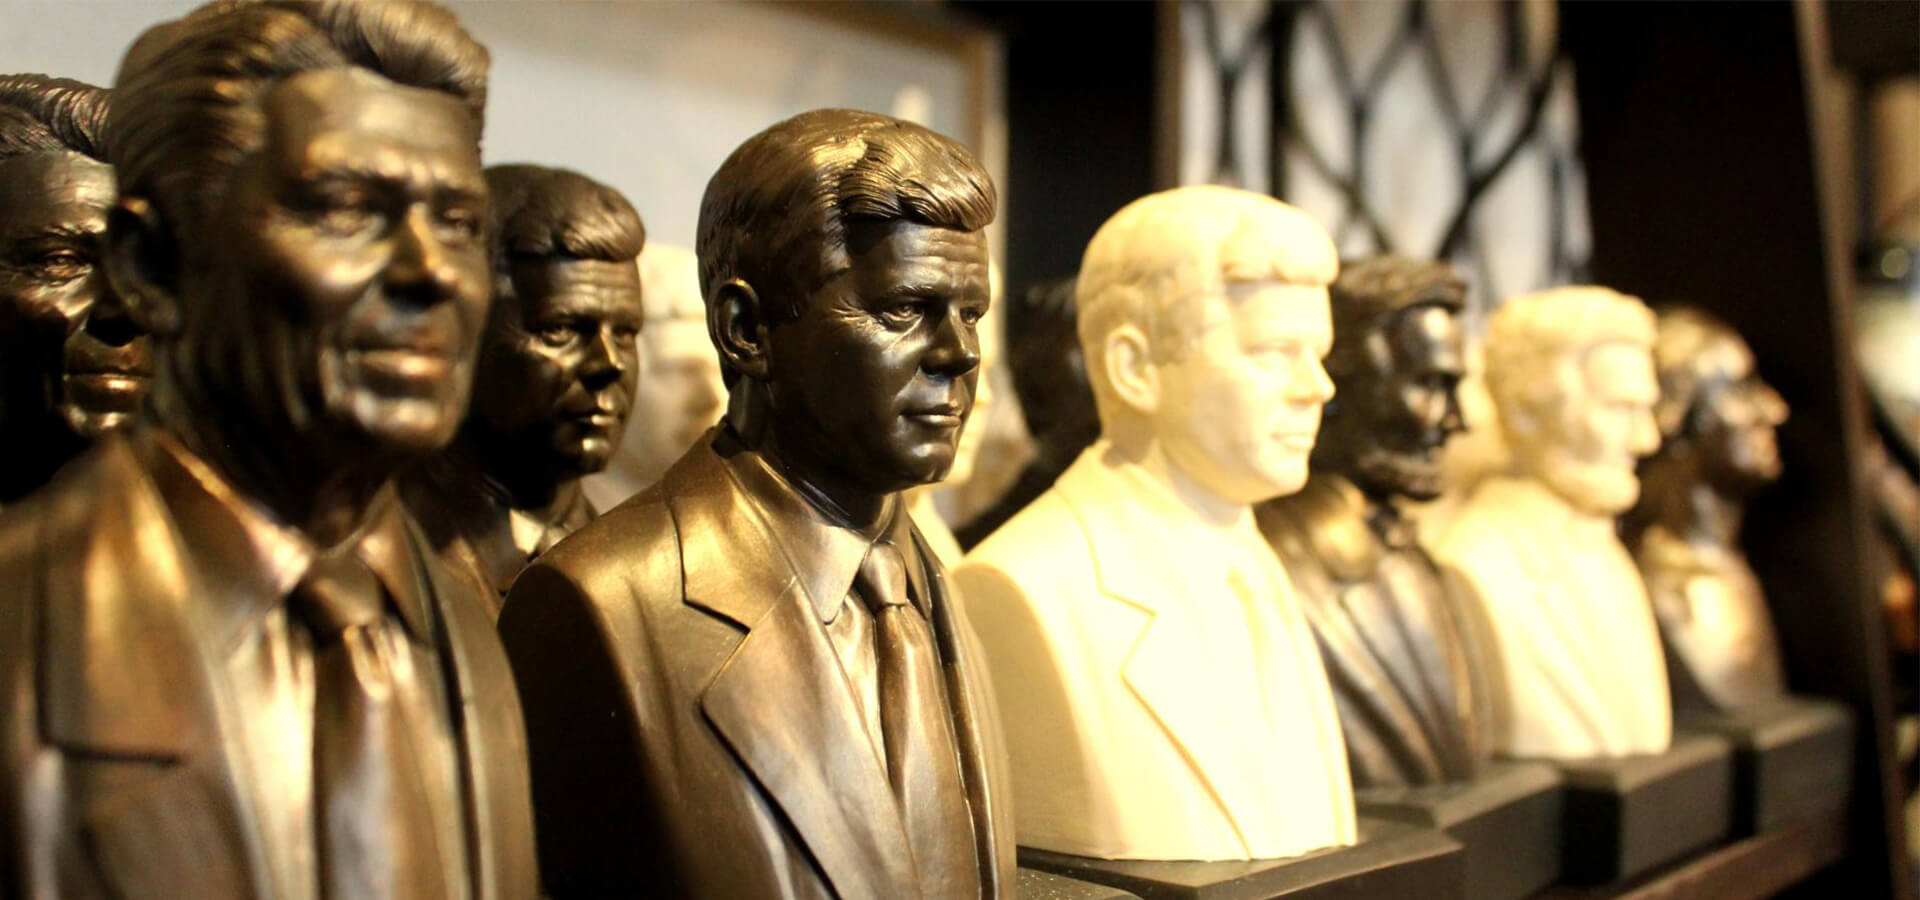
[1549,731,1735,885]
[1015,817,1464,900]
[1677,694,1853,835]
[1019,867,1146,899]
[1354,759,1563,900]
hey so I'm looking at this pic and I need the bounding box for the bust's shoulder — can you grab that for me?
[532,485,680,591]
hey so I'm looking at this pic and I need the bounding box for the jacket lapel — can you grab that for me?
[36,434,267,898]
[671,445,919,900]
[914,525,1015,898]
[402,508,540,900]
[1054,457,1276,848]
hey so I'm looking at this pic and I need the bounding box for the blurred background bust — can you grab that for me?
[584,242,726,510]
[1625,306,1790,712]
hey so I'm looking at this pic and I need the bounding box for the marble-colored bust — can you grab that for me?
[1434,286,1671,759]
[1625,307,1790,712]
[956,185,1356,862]
[582,243,726,509]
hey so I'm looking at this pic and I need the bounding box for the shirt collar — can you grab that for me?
[150,431,432,648]
[723,445,896,623]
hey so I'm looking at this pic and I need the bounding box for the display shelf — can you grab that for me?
[1533,807,1846,900]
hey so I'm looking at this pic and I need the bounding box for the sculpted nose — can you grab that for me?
[79,274,143,348]
[1292,357,1335,405]
[386,206,459,307]
[924,306,980,378]
[580,326,624,391]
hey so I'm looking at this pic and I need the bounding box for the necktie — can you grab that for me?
[291,551,450,900]
[857,541,981,899]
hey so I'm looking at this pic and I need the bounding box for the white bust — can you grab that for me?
[955,185,1357,862]
[584,243,727,509]
[1434,285,1672,759]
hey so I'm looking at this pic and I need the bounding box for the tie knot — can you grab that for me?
[290,552,385,640]
[857,541,913,612]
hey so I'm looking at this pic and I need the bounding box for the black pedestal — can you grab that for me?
[1019,867,1146,899]
[1550,731,1735,885]
[1677,694,1854,835]
[1354,760,1562,900]
[1015,817,1464,900]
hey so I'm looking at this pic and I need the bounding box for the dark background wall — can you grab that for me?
[955,1,1161,299]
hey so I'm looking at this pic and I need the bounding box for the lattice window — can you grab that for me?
[1178,0,1590,319]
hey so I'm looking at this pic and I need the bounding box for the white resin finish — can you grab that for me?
[956,186,1356,861]
[1435,286,1671,759]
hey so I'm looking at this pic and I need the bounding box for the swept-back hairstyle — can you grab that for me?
[108,0,489,246]
[485,164,645,267]
[1484,285,1654,443]
[695,108,995,342]
[0,74,109,163]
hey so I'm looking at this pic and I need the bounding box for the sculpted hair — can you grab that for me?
[1648,305,1753,442]
[1484,285,1654,443]
[486,164,646,265]
[108,0,489,242]
[695,108,995,332]
[0,74,109,162]
[1322,255,1464,382]
[1075,185,1336,424]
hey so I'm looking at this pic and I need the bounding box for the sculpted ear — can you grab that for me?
[104,196,181,337]
[1103,323,1158,416]
[710,278,771,382]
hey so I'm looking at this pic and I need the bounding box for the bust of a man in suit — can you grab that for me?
[0,75,151,503]
[1626,306,1790,712]
[0,3,538,898]
[1434,286,1671,759]
[955,185,1357,862]
[583,242,727,509]
[499,108,1015,900]
[403,163,646,604]
[1256,255,1489,788]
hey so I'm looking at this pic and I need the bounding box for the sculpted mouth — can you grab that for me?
[905,405,964,428]
[351,347,451,381]
[1275,433,1317,451]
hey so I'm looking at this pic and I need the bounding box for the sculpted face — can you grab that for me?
[0,151,150,440]
[1345,304,1467,501]
[1154,280,1335,506]
[473,257,641,475]
[766,221,989,495]
[1696,345,1787,493]
[1529,341,1661,515]
[185,68,490,456]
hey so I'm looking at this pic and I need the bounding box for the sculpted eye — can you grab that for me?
[536,325,575,348]
[959,306,986,326]
[31,249,90,281]
[438,206,482,240]
[314,193,380,238]
[879,301,925,328]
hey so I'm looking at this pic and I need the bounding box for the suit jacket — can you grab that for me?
[0,430,538,900]
[954,443,1356,862]
[497,431,1015,899]
[1434,476,1672,758]
[400,455,597,614]
[1256,473,1487,788]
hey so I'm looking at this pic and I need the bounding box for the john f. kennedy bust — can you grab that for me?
[402,162,646,606]
[498,109,1014,899]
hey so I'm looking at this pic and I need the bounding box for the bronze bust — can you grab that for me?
[499,108,1014,899]
[1625,306,1791,711]
[1256,255,1487,787]
[0,75,150,503]
[0,3,535,898]
[402,163,645,607]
